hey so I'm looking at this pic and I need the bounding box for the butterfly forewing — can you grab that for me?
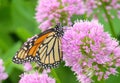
[12,35,39,64]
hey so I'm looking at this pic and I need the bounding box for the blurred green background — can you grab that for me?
[0,0,120,83]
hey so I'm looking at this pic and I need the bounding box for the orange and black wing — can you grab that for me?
[34,31,63,69]
[13,24,64,69]
[12,29,54,64]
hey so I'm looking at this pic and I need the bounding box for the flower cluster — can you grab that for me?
[19,71,55,83]
[20,63,55,83]
[35,0,85,31]
[62,20,120,83]
[0,59,8,82]
[85,0,120,19]
[35,0,120,31]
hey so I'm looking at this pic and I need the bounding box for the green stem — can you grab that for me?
[99,79,105,83]
[51,69,61,83]
[100,0,116,37]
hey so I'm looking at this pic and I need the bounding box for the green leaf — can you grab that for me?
[11,0,38,33]
[105,68,120,83]
[50,62,79,83]
[71,14,87,23]
[0,33,14,52]
[0,41,23,74]
[15,27,33,41]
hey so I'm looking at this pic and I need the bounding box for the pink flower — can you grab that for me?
[62,0,86,16]
[35,0,85,31]
[23,62,32,71]
[85,0,120,19]
[62,20,120,83]
[0,59,8,81]
[19,72,55,83]
[35,0,120,31]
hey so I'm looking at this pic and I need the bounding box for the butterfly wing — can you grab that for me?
[13,24,64,69]
[35,32,63,69]
[12,29,53,64]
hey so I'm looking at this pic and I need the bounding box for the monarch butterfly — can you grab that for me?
[12,23,64,69]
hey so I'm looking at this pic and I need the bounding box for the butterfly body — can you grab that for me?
[13,24,64,69]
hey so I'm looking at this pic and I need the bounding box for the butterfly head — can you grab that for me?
[54,23,64,37]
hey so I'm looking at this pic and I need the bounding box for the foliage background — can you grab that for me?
[0,0,120,83]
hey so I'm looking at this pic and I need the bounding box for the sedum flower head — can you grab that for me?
[84,0,120,19]
[19,72,55,83]
[0,59,8,81]
[35,0,120,31]
[62,20,120,83]
[35,0,85,31]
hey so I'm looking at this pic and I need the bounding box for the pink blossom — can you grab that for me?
[0,59,8,81]
[62,20,120,83]
[85,0,120,19]
[23,62,32,71]
[35,0,85,31]
[35,0,120,31]
[19,72,55,83]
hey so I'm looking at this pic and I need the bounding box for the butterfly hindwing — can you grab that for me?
[35,32,63,69]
